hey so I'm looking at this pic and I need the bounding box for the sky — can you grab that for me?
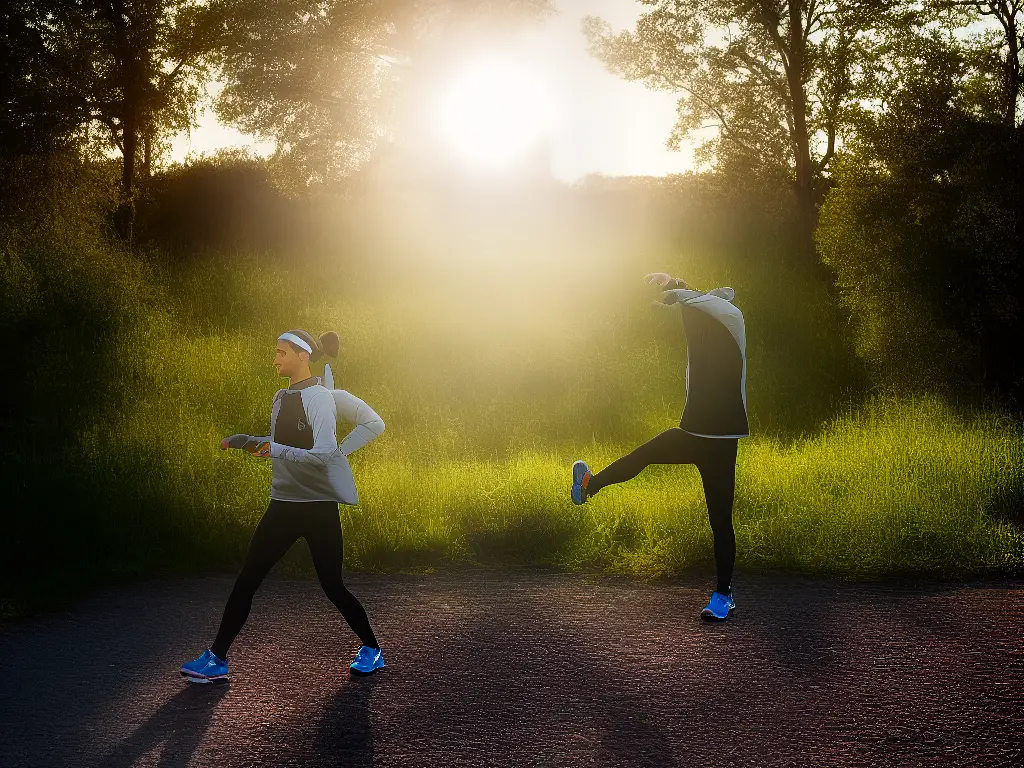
[168,0,695,180]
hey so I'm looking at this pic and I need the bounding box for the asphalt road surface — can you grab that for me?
[1,569,1022,767]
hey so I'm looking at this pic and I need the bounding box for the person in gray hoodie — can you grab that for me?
[571,274,748,622]
[180,329,387,682]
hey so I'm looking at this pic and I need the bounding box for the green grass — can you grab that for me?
[169,397,1024,579]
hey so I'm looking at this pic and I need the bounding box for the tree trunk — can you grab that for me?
[786,2,817,264]
[1005,13,1020,129]
[114,113,137,241]
[106,0,137,241]
[142,128,152,181]
[122,118,136,197]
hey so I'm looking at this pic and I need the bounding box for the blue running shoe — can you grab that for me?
[701,591,735,621]
[180,649,229,683]
[350,646,385,675]
[571,460,592,505]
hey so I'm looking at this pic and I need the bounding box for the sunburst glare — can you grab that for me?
[435,55,556,170]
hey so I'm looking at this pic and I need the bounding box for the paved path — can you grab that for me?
[1,570,1022,767]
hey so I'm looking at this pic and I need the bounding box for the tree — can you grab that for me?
[1,2,83,154]
[212,0,552,190]
[817,29,1022,404]
[584,0,896,261]
[211,0,398,189]
[6,1,223,236]
[935,0,1022,129]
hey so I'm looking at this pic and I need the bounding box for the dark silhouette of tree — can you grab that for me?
[1,2,83,154]
[818,29,1022,405]
[3,1,223,237]
[935,0,1022,129]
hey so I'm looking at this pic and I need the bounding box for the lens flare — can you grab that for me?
[435,56,555,169]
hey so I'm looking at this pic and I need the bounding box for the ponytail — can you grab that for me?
[318,331,340,360]
[279,328,340,364]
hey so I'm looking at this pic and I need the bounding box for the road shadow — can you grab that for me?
[252,671,379,768]
[384,589,680,767]
[92,683,228,768]
[304,674,378,767]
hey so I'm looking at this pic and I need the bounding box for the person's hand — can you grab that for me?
[644,273,690,289]
[222,434,251,450]
[249,441,271,458]
[660,291,681,305]
[644,272,673,287]
[221,435,271,457]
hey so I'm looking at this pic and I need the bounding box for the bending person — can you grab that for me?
[570,273,747,621]
[181,329,386,682]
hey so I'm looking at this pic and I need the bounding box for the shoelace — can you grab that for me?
[205,651,226,667]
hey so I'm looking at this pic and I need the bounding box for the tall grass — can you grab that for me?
[83,379,1024,580]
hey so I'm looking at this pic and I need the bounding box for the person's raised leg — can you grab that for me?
[574,428,702,502]
[697,439,739,621]
[209,501,301,659]
[302,502,381,660]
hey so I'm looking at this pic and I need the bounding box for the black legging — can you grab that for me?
[588,429,738,595]
[211,500,378,659]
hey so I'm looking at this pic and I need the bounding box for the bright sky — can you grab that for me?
[168,0,694,180]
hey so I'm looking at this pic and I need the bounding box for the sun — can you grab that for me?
[435,56,555,169]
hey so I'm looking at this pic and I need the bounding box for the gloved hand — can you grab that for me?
[222,434,251,450]
[660,291,681,305]
[644,273,690,289]
[248,440,271,458]
[221,434,269,455]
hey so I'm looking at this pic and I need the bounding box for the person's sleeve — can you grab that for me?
[269,391,338,466]
[659,288,708,305]
[334,390,386,456]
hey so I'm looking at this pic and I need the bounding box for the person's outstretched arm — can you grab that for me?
[643,274,736,307]
[333,390,386,456]
[222,434,269,453]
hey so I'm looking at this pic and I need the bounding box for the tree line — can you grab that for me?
[3,1,1019,230]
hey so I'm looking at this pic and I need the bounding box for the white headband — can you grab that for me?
[279,332,313,355]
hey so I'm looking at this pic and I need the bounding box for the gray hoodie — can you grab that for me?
[256,384,385,504]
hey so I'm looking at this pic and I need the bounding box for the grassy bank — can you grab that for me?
[361,398,1022,579]
[83,387,1024,580]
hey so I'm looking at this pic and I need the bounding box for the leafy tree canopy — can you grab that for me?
[212,0,552,189]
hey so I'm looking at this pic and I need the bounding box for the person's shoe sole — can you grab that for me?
[349,663,385,676]
[700,603,735,622]
[700,611,730,622]
[180,671,229,683]
[571,460,591,505]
